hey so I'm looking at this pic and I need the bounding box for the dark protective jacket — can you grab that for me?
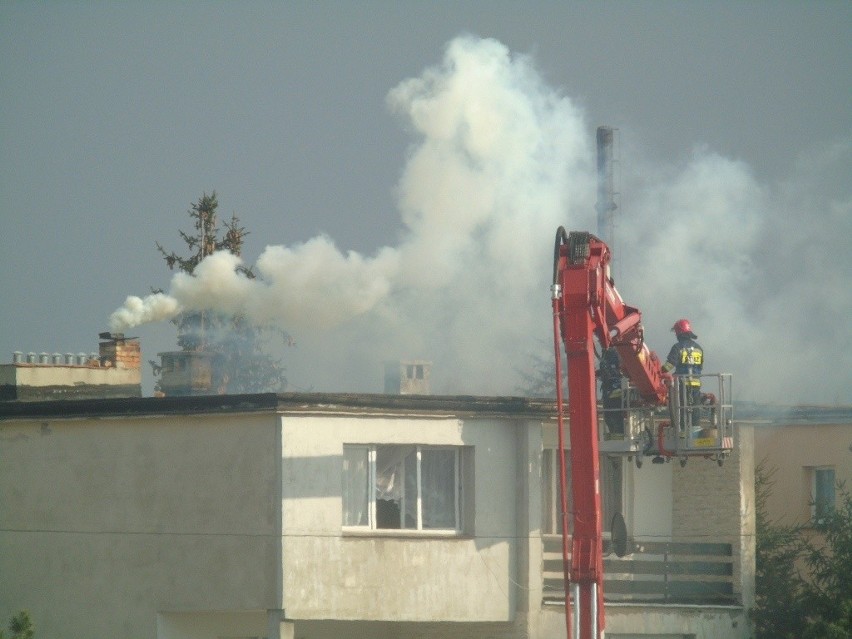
[665,336,704,384]
[598,347,623,396]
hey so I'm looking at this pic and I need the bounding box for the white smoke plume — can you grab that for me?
[110,36,593,395]
[110,35,852,404]
[110,238,400,332]
[616,134,852,405]
[110,292,181,330]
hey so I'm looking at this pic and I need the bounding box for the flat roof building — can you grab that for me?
[1,391,755,639]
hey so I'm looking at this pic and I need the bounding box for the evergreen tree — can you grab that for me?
[515,348,559,398]
[800,482,852,638]
[752,460,852,638]
[153,192,288,393]
[0,611,34,639]
[751,460,809,638]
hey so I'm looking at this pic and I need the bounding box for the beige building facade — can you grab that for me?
[1,393,755,639]
[751,407,852,527]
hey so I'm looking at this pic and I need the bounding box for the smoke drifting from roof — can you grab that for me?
[110,36,592,394]
[110,35,852,403]
[113,238,400,331]
[619,139,852,405]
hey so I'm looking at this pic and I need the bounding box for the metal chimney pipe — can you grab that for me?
[595,126,617,247]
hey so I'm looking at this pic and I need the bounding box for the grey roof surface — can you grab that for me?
[3,392,849,425]
[0,391,558,421]
[735,402,852,425]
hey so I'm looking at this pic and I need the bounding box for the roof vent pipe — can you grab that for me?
[13,351,23,363]
[65,353,75,365]
[27,352,36,364]
[77,352,88,365]
[39,352,49,364]
[52,353,62,365]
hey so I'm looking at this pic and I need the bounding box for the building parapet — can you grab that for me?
[1,333,141,401]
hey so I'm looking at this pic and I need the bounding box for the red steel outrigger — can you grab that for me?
[550,229,671,639]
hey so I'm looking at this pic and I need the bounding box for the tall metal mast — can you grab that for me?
[595,126,617,252]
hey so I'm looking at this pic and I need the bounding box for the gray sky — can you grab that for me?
[2,2,850,403]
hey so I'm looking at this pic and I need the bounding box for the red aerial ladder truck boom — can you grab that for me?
[554,229,671,405]
[549,229,733,639]
[550,228,669,639]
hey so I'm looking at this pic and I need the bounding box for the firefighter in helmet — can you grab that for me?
[663,319,704,430]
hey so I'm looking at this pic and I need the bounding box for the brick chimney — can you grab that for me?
[98,332,141,370]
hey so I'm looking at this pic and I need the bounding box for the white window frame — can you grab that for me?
[343,444,462,535]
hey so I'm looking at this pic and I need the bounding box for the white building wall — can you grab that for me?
[0,413,280,639]
[0,364,140,387]
[1,400,755,639]
[279,414,522,622]
[629,461,673,539]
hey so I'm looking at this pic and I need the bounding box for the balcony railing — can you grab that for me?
[543,534,736,606]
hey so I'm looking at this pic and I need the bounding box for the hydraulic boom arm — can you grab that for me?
[550,229,671,639]
[554,229,670,405]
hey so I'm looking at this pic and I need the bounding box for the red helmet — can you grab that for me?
[671,319,693,336]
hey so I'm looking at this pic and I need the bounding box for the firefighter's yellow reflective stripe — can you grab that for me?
[680,349,702,365]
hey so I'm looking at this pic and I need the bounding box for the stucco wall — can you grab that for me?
[0,363,142,400]
[0,413,280,639]
[629,461,673,539]
[0,400,757,639]
[753,422,852,526]
[0,363,140,387]
[279,414,523,622]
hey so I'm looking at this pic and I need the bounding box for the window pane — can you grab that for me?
[342,446,369,526]
[421,449,456,529]
[542,449,555,534]
[815,468,835,522]
[403,449,418,529]
[376,445,414,529]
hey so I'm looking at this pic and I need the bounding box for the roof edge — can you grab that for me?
[0,392,557,421]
